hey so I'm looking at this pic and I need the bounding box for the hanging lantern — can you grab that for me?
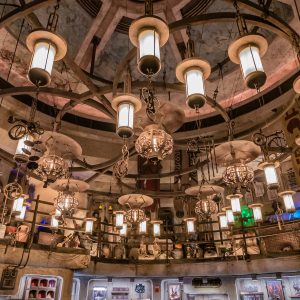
[217,212,229,230]
[114,211,125,229]
[278,190,296,213]
[184,217,196,234]
[16,205,27,220]
[151,220,162,237]
[176,58,211,109]
[26,9,67,87]
[139,218,148,235]
[223,206,235,225]
[195,197,218,220]
[227,193,242,215]
[125,209,145,224]
[54,189,79,217]
[248,203,264,223]
[119,222,128,237]
[112,94,142,138]
[12,194,27,215]
[85,217,96,234]
[129,8,169,76]
[222,163,254,187]
[258,161,279,189]
[50,211,60,228]
[228,34,268,89]
[14,135,35,163]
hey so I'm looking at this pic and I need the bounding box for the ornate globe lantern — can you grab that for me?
[26,4,67,86]
[135,124,173,162]
[227,193,242,215]
[54,189,79,217]
[228,34,268,89]
[125,209,145,224]
[195,197,218,220]
[248,203,264,223]
[129,0,169,76]
[222,163,254,187]
[258,161,279,189]
[278,190,296,213]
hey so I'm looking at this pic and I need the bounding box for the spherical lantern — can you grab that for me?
[258,161,279,189]
[85,217,96,234]
[176,58,211,109]
[248,203,263,223]
[26,29,67,86]
[139,218,148,235]
[151,220,162,237]
[129,16,169,76]
[195,197,218,220]
[222,163,254,187]
[135,124,173,161]
[278,190,296,213]
[119,222,128,237]
[54,190,79,217]
[217,212,229,230]
[114,210,125,229]
[112,94,142,138]
[125,209,145,224]
[184,217,196,234]
[222,206,235,225]
[228,34,268,89]
[227,193,242,215]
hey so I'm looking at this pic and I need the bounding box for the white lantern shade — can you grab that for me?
[152,220,162,237]
[115,211,125,229]
[85,218,95,234]
[16,205,27,220]
[239,46,264,78]
[184,217,196,234]
[259,162,279,189]
[223,207,235,225]
[279,191,296,213]
[29,41,56,86]
[12,195,25,214]
[14,135,34,163]
[139,219,148,235]
[117,103,134,138]
[227,194,242,215]
[51,215,59,228]
[185,69,205,97]
[218,212,229,230]
[249,203,263,223]
[120,222,127,237]
[54,209,61,218]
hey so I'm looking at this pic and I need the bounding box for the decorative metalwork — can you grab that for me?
[125,209,145,224]
[54,189,79,217]
[141,84,160,122]
[113,143,129,179]
[222,162,254,187]
[3,182,23,200]
[195,196,218,220]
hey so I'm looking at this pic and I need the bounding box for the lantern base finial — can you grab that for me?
[245,70,267,89]
[186,93,206,109]
[28,68,51,87]
[117,127,134,139]
[138,55,161,76]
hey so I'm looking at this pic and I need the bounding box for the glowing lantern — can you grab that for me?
[258,161,279,189]
[12,194,27,215]
[139,218,148,235]
[112,95,142,138]
[114,211,125,229]
[119,222,128,237]
[50,210,60,228]
[85,217,96,234]
[151,220,162,237]
[223,206,235,225]
[227,193,242,215]
[248,203,263,223]
[16,205,27,220]
[184,217,196,234]
[278,190,296,213]
[228,34,268,89]
[217,212,229,230]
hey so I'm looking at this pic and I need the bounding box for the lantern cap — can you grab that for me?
[129,15,169,48]
[85,217,96,222]
[217,211,226,217]
[248,202,263,208]
[50,178,89,192]
[151,220,163,224]
[278,190,296,197]
[176,57,211,82]
[185,184,224,197]
[114,210,125,215]
[26,29,67,61]
[118,193,153,208]
[183,216,196,222]
[228,34,268,64]
[112,94,142,112]
[293,76,300,94]
[257,160,280,170]
[222,206,232,212]
[226,193,243,200]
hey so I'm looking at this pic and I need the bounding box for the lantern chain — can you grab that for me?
[233,1,248,36]
[113,142,130,180]
[144,0,153,16]
[47,0,60,32]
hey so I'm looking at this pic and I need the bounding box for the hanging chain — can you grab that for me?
[47,0,60,32]
[144,0,153,16]
[29,90,39,123]
[186,26,195,58]
[234,1,248,35]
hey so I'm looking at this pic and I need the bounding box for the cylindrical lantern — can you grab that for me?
[12,194,27,215]
[278,190,296,213]
[112,94,142,138]
[258,161,279,189]
[227,193,242,215]
[50,212,59,228]
[119,222,128,237]
[151,220,162,237]
[248,203,264,223]
[14,134,35,163]
[223,206,235,225]
[184,217,196,234]
[16,205,27,220]
[176,58,211,109]
[139,218,148,235]
[114,211,125,229]
[85,217,96,234]
[228,34,268,89]
[129,16,169,76]
[26,29,67,86]
[217,212,229,230]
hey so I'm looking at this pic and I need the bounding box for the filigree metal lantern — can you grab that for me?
[195,197,218,220]
[26,3,67,86]
[278,190,296,213]
[227,193,242,215]
[125,209,145,224]
[135,124,173,161]
[129,0,169,76]
[222,163,254,187]
[228,34,268,89]
[248,203,264,223]
[258,161,279,189]
[54,189,79,217]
